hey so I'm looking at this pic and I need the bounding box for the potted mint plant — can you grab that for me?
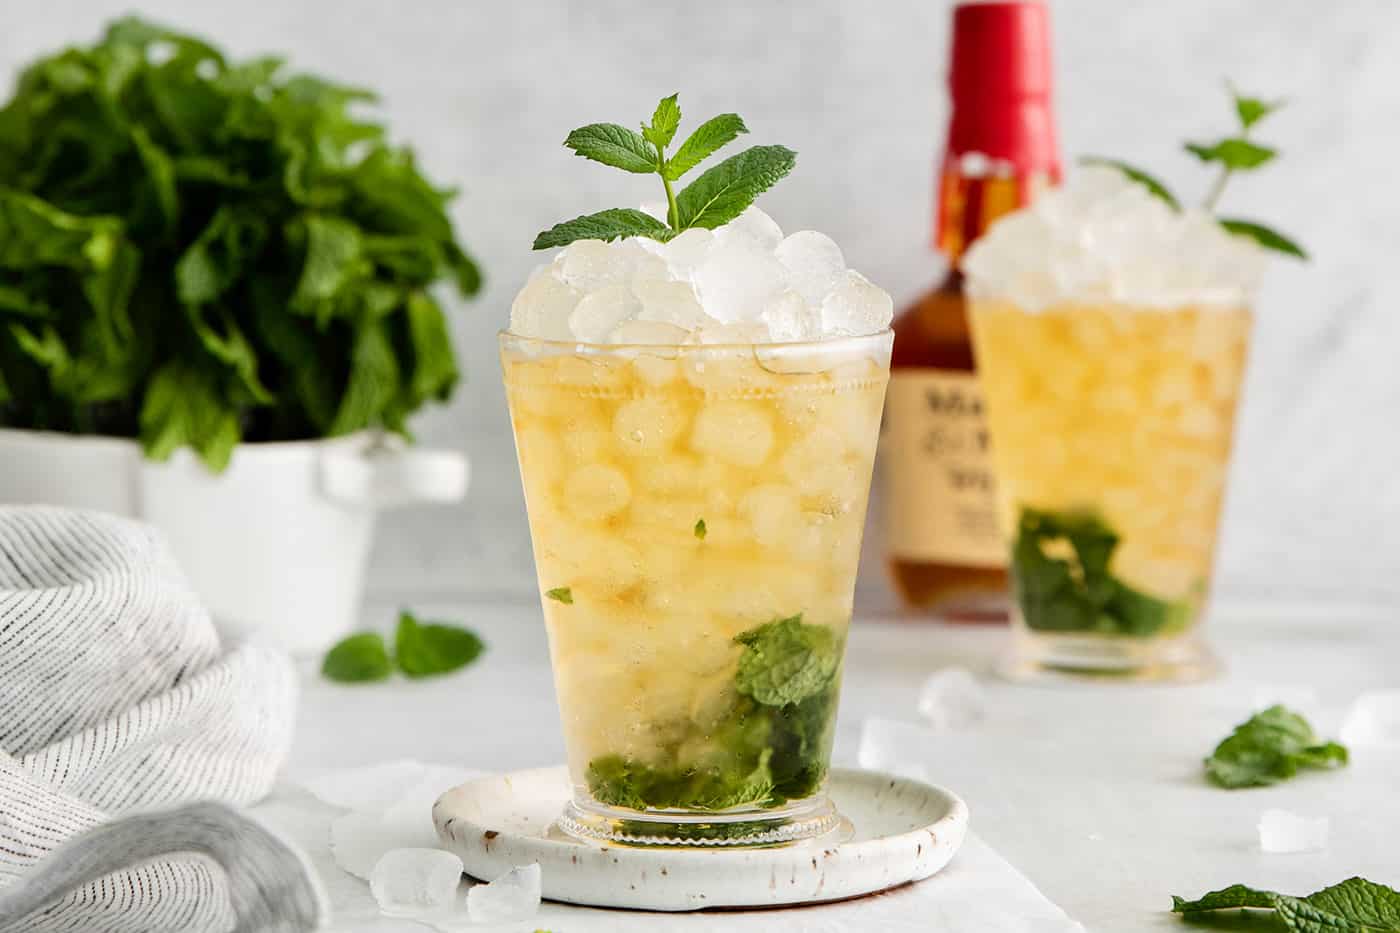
[0,18,480,653]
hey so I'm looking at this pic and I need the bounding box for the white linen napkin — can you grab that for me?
[0,506,325,932]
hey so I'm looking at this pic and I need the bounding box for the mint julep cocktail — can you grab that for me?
[502,95,893,845]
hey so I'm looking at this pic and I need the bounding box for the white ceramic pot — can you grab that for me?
[0,428,467,655]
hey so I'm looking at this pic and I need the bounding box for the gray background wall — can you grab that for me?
[6,0,1398,610]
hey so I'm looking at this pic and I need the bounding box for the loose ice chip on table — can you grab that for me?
[370,848,463,917]
[1258,809,1329,854]
[466,864,542,924]
[1340,689,1400,747]
[775,230,847,305]
[820,270,895,336]
[917,668,987,732]
[693,240,789,323]
[568,284,640,343]
[858,717,933,782]
[329,764,483,880]
[300,760,426,811]
[716,205,784,250]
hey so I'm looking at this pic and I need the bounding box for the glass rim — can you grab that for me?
[497,328,893,355]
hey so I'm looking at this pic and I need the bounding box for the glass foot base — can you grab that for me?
[998,629,1220,684]
[558,795,842,848]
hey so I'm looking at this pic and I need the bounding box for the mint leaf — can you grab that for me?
[1172,877,1400,932]
[394,611,485,678]
[675,145,796,230]
[694,518,706,539]
[139,362,241,472]
[322,632,392,682]
[663,113,748,180]
[546,587,573,604]
[1218,218,1308,259]
[1231,87,1284,130]
[1010,508,1188,637]
[532,208,674,251]
[1079,157,1180,209]
[564,123,658,174]
[642,93,681,150]
[1204,705,1348,789]
[734,614,839,707]
[1185,138,1276,170]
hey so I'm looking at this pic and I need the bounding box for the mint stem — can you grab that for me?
[661,173,680,231]
[1203,166,1231,212]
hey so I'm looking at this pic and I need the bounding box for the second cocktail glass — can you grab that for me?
[502,332,891,845]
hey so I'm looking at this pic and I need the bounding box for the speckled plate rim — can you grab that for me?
[433,765,969,912]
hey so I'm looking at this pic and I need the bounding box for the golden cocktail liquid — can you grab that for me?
[502,334,891,844]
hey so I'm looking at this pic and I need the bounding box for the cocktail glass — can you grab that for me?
[502,331,891,845]
[969,300,1251,681]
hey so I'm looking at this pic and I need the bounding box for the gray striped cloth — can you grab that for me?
[0,507,326,932]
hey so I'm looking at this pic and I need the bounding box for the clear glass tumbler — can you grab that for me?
[969,300,1251,681]
[501,331,892,845]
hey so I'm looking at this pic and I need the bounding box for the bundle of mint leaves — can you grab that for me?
[0,17,480,471]
[585,614,840,814]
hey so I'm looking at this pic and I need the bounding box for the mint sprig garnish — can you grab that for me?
[534,94,796,249]
[1080,82,1305,259]
[321,611,485,682]
[1204,704,1348,788]
[1173,877,1400,931]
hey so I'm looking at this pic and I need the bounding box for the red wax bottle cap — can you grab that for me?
[945,1,1060,180]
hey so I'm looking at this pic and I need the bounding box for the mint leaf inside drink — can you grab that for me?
[1010,508,1191,638]
[322,632,393,683]
[394,611,485,678]
[1204,705,1348,789]
[545,587,573,604]
[583,614,841,812]
[534,95,793,249]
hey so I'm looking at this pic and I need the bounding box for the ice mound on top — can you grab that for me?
[510,206,893,345]
[963,166,1268,312]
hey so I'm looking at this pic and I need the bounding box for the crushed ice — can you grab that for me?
[917,667,987,732]
[511,206,893,344]
[370,848,463,917]
[466,864,543,924]
[1340,689,1400,747]
[963,165,1268,311]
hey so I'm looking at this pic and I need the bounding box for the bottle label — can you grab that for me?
[882,368,1005,567]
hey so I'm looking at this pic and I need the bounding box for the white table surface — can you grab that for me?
[286,598,1400,932]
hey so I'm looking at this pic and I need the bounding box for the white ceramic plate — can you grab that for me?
[433,766,968,911]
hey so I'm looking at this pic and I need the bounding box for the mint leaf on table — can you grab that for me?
[322,632,393,683]
[1010,508,1188,637]
[532,208,674,250]
[1185,138,1277,170]
[1204,705,1348,789]
[534,95,792,249]
[394,611,485,678]
[545,587,573,604]
[1079,157,1180,209]
[1173,877,1400,931]
[734,614,840,707]
[1218,219,1309,259]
